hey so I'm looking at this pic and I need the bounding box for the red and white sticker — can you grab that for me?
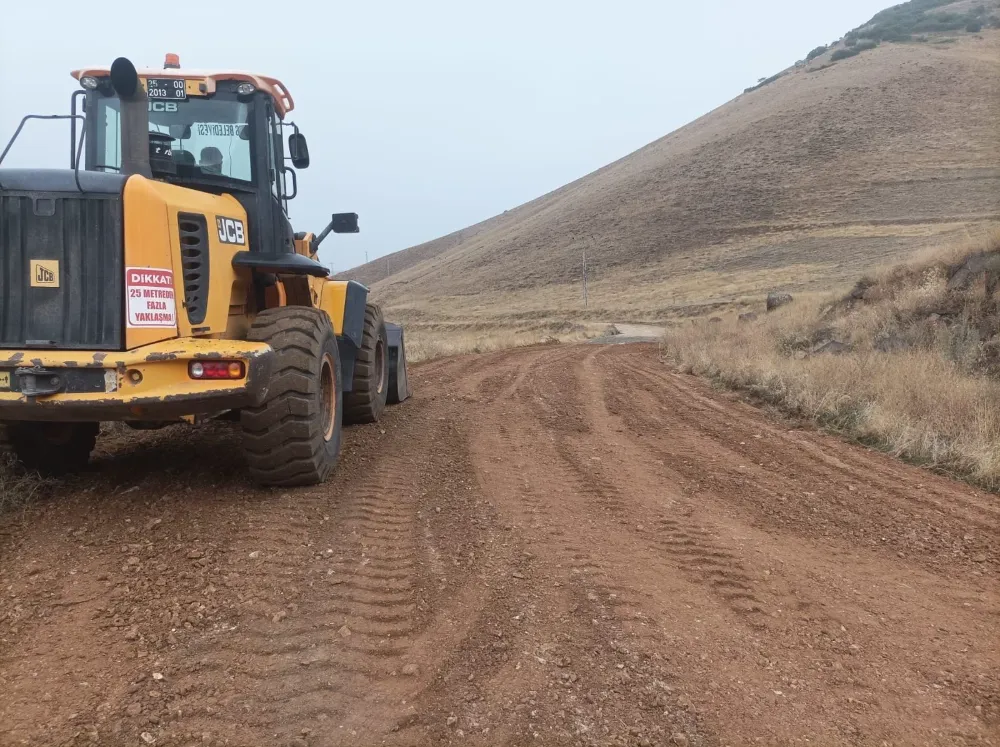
[126,267,177,328]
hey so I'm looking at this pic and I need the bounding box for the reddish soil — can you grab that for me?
[0,343,997,746]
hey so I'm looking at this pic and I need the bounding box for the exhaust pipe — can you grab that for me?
[110,57,151,178]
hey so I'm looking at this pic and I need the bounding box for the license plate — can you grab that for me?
[0,372,9,390]
[146,78,186,100]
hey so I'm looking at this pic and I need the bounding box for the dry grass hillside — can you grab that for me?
[341,0,999,353]
[664,227,1000,489]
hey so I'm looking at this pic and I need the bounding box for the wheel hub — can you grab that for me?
[375,339,386,395]
[320,353,337,442]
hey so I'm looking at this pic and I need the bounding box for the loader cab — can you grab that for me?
[81,72,304,257]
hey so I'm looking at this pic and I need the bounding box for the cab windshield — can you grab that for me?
[92,92,253,182]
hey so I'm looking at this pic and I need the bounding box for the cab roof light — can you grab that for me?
[164,53,181,69]
[80,76,99,90]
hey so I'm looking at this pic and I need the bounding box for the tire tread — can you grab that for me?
[240,307,343,487]
[344,302,389,424]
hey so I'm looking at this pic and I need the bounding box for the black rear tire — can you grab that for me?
[6,422,98,475]
[344,302,389,424]
[240,307,343,487]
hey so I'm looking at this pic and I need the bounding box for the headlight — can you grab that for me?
[80,76,99,90]
[237,82,256,95]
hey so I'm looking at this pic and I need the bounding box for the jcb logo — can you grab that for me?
[148,102,178,113]
[216,217,246,245]
[29,260,59,288]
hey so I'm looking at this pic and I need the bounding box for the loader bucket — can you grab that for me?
[385,323,412,404]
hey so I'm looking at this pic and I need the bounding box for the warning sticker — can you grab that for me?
[126,267,177,328]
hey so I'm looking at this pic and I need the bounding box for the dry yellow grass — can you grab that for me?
[384,222,978,354]
[0,451,54,514]
[404,320,608,363]
[663,228,1000,488]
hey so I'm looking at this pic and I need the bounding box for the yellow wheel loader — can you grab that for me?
[0,55,410,486]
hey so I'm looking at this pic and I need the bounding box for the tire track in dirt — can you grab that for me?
[528,346,773,629]
[590,346,999,738]
[451,361,709,745]
[607,351,999,575]
[155,402,484,746]
[168,455,427,739]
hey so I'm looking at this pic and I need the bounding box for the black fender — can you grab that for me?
[385,323,411,404]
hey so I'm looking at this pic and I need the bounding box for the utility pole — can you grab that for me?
[365,250,369,264]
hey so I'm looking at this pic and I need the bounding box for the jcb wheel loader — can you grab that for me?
[0,55,409,486]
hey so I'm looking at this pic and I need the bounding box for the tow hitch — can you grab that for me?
[16,367,67,398]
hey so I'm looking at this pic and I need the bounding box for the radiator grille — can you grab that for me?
[0,190,123,349]
[178,212,210,326]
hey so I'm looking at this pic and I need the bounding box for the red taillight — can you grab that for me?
[189,360,245,379]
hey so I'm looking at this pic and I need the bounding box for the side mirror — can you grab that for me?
[309,212,359,253]
[288,133,310,169]
[168,124,191,140]
[330,212,359,233]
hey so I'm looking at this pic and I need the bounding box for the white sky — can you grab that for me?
[0,0,890,272]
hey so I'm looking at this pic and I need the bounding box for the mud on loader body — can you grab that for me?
[0,55,410,486]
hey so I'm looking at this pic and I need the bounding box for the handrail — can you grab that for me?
[0,115,91,193]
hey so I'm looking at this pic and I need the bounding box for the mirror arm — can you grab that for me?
[311,220,335,253]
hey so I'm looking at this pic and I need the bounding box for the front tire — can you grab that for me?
[344,302,389,424]
[5,422,98,475]
[241,307,343,487]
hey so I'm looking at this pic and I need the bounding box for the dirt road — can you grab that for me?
[0,343,997,746]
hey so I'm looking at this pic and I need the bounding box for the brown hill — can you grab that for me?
[342,3,1000,333]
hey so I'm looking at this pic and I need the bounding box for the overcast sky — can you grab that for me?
[1,0,890,272]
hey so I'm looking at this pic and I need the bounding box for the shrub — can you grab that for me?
[846,0,989,43]
[745,71,786,93]
[806,45,829,61]
[966,21,983,32]
[845,37,858,47]
[831,40,877,61]
[0,451,54,514]
[831,48,860,61]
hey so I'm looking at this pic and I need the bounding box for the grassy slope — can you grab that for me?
[663,228,1000,489]
[340,8,998,339]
